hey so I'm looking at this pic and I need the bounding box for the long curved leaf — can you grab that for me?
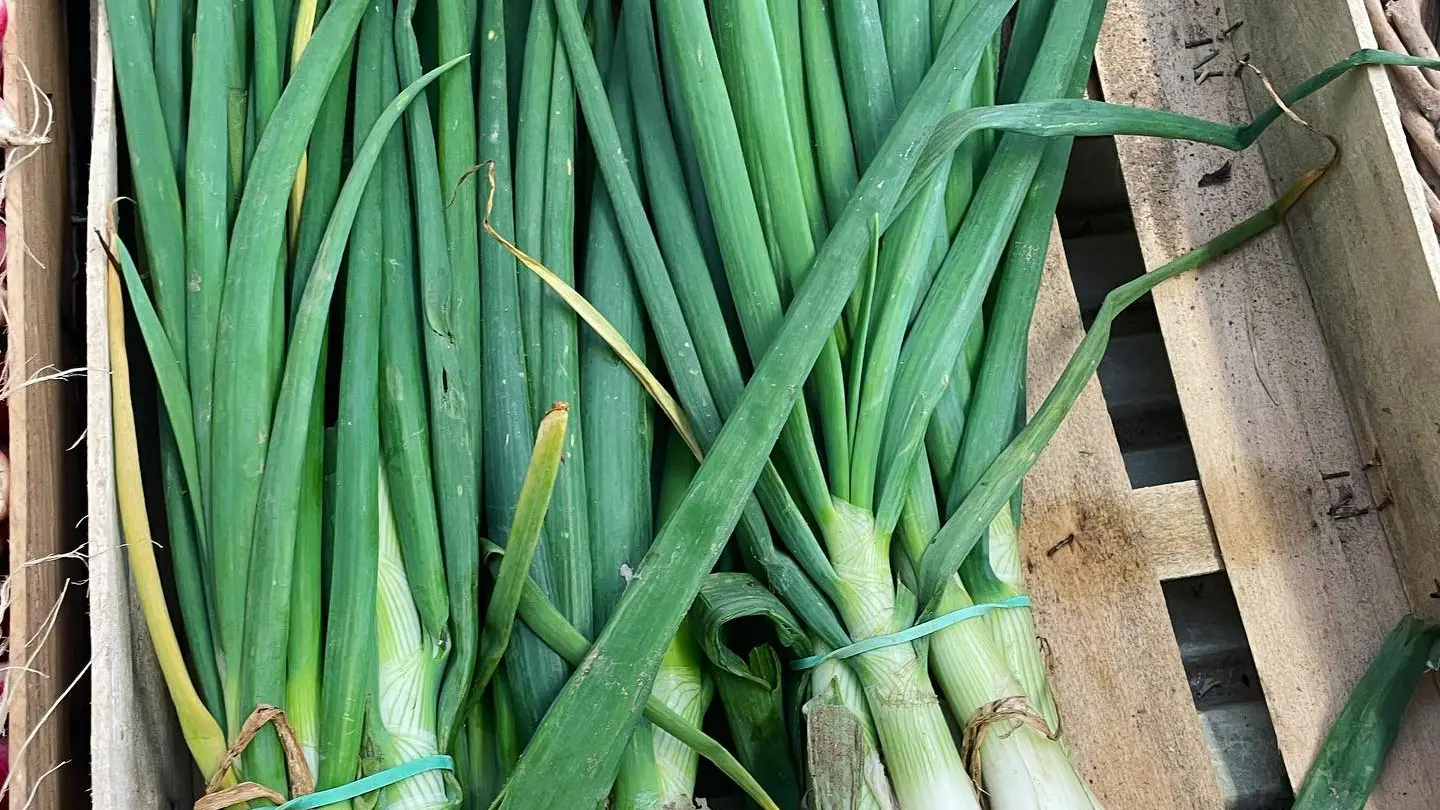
[894,49,1440,223]
[916,166,1330,604]
[105,236,224,720]
[107,257,229,778]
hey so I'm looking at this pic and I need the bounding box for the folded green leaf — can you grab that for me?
[693,573,812,684]
[481,543,783,810]
[474,404,570,698]
[1293,616,1440,810]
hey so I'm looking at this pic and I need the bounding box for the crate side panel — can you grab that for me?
[1228,0,1440,625]
[1021,231,1222,810]
[86,3,195,806]
[1095,0,1440,802]
[4,3,79,808]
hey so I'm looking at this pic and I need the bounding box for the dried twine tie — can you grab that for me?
[194,705,313,810]
[960,695,1060,793]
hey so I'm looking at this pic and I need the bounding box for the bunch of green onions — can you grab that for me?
[102,0,1437,804]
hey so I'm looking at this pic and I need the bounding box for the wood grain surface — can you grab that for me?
[1095,0,1440,802]
[85,2,197,806]
[1021,231,1223,810]
[1228,0,1440,626]
[4,3,78,808]
[1131,481,1223,581]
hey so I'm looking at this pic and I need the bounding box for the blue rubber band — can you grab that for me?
[791,595,1032,670]
[275,754,455,810]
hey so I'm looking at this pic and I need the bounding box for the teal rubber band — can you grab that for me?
[275,754,455,809]
[791,595,1032,670]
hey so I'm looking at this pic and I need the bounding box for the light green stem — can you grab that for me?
[375,470,450,810]
[822,502,979,810]
[653,622,713,806]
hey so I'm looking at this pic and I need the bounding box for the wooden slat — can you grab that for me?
[1227,0,1440,623]
[1095,0,1440,802]
[1131,481,1223,580]
[85,2,196,806]
[4,4,77,810]
[1020,229,1223,810]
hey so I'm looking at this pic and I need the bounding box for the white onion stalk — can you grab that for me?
[810,657,895,810]
[899,472,1099,809]
[971,508,1061,732]
[652,619,714,807]
[287,651,320,780]
[927,581,1099,810]
[613,723,663,810]
[823,501,980,810]
[285,425,325,781]
[374,469,450,810]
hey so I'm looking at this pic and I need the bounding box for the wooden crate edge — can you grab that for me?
[1097,0,1440,804]
[5,3,79,808]
[85,2,194,807]
[1228,0,1440,624]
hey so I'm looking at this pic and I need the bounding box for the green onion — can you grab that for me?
[212,0,368,743]
[474,404,570,701]
[373,469,451,809]
[514,0,556,409]
[539,4,592,641]
[623,0,846,640]
[580,21,650,649]
[307,2,390,795]
[832,0,895,169]
[798,0,859,229]
[109,0,219,744]
[496,3,1017,804]
[106,255,232,783]
[252,50,467,799]
[377,0,448,649]
[651,623,713,805]
[107,0,1422,806]
[152,0,185,172]
[432,0,486,749]
[646,438,715,808]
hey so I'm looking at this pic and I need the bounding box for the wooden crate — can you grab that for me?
[5,2,83,809]
[1025,0,1440,808]
[83,0,1440,808]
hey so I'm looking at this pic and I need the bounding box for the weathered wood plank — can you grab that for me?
[4,3,78,809]
[1131,481,1223,581]
[85,3,195,806]
[1021,230,1223,810]
[1095,0,1440,802]
[1228,0,1440,624]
